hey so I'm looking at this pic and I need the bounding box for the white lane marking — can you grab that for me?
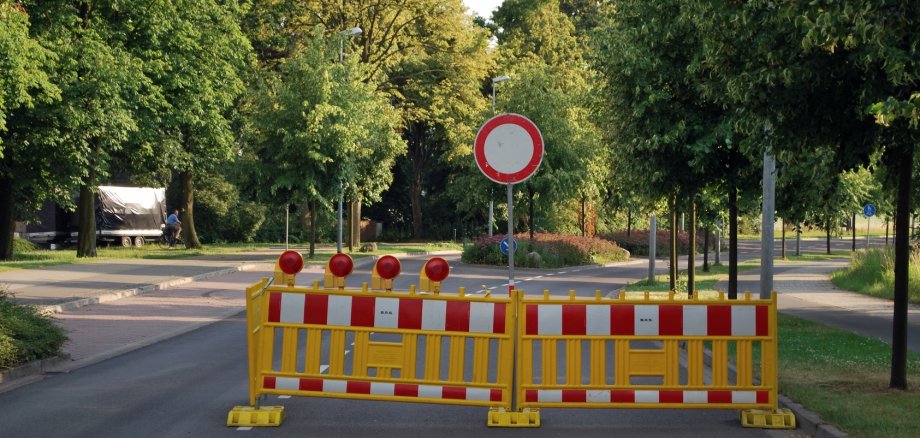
[237,427,253,431]
[534,276,544,279]
[488,286,497,290]
[523,277,533,281]
[558,271,568,274]
[546,273,554,276]
[278,395,291,399]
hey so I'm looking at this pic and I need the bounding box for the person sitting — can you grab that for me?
[165,209,182,246]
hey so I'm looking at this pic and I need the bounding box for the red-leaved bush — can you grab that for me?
[602,230,716,256]
[462,232,629,268]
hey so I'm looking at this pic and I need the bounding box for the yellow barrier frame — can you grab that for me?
[515,290,794,428]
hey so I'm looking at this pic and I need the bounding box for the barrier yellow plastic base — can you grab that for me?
[740,408,796,429]
[487,407,541,427]
[227,406,285,427]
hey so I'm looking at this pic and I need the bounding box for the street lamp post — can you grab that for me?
[488,75,510,238]
[336,27,362,253]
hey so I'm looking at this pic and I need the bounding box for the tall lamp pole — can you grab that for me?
[336,27,362,253]
[489,75,509,237]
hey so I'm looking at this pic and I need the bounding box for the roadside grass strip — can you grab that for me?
[831,248,920,305]
[777,314,920,438]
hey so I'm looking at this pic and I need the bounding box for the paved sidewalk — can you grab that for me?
[714,259,920,352]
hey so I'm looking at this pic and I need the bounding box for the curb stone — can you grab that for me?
[39,262,269,314]
[779,395,849,438]
[0,354,71,393]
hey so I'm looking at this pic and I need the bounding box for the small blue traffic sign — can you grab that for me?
[863,204,876,217]
[500,237,518,255]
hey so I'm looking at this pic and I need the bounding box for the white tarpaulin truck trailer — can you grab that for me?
[24,186,167,247]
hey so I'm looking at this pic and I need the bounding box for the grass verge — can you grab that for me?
[0,239,463,272]
[831,248,920,305]
[622,262,759,299]
[778,313,920,438]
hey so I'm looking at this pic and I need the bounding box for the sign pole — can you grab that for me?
[507,183,515,294]
[867,216,871,249]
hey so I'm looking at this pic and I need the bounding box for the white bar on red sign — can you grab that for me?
[421,300,447,331]
[586,305,611,335]
[634,305,659,336]
[682,305,708,336]
[370,382,395,396]
[374,297,400,328]
[537,305,562,335]
[327,295,352,326]
[731,306,756,336]
[469,302,494,333]
[635,390,659,403]
[280,293,306,324]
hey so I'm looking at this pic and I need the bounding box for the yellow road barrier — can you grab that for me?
[230,252,794,430]
[516,290,794,428]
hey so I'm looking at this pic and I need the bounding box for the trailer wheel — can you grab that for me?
[134,236,145,247]
[120,236,133,247]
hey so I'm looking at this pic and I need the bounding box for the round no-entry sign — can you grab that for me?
[474,113,544,184]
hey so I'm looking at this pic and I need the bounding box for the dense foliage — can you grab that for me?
[0,289,67,369]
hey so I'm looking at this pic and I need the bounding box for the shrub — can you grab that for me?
[602,229,717,257]
[0,289,67,369]
[12,237,37,253]
[462,233,629,268]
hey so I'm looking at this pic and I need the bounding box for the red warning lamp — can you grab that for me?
[328,253,354,277]
[424,257,450,282]
[376,255,401,280]
[278,250,304,275]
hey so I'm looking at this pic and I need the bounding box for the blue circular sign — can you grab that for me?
[863,204,876,217]
[500,237,518,255]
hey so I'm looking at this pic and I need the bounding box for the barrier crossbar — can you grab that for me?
[244,281,514,412]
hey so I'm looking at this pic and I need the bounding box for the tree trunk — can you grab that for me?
[729,182,738,299]
[781,218,786,259]
[825,219,831,255]
[410,174,423,239]
[885,219,889,246]
[891,141,912,390]
[0,168,15,260]
[528,187,535,240]
[851,213,857,251]
[350,199,361,249]
[669,195,677,292]
[627,206,632,237]
[179,170,202,248]
[309,200,316,258]
[408,124,426,240]
[77,181,97,258]
[703,227,710,272]
[580,196,586,237]
[796,223,801,256]
[687,200,696,297]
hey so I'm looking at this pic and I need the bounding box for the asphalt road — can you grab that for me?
[0,237,864,437]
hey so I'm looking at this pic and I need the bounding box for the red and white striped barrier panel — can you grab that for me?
[524,389,769,405]
[268,292,507,334]
[524,303,769,337]
[263,376,504,403]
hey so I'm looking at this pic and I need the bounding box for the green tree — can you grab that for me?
[0,1,60,259]
[127,0,252,249]
[244,29,402,256]
[21,1,156,257]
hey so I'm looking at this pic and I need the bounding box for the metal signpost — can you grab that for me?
[864,203,876,249]
[474,113,544,294]
[474,113,543,418]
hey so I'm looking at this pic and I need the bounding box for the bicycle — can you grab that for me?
[157,228,183,248]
